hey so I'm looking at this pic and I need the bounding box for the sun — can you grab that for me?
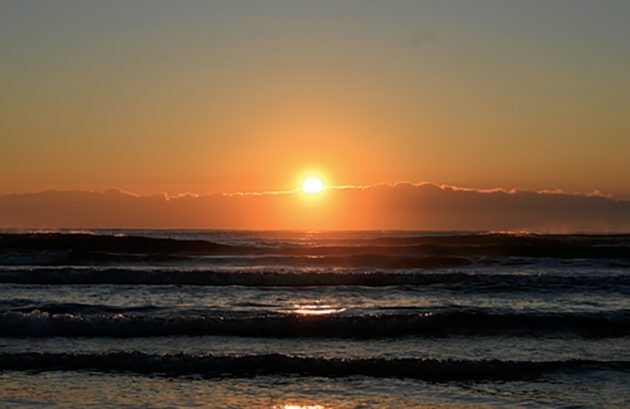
[302,176,324,194]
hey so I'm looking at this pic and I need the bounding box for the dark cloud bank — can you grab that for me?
[1,183,629,232]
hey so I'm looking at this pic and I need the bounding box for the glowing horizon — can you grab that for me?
[2,1,630,201]
[2,182,630,232]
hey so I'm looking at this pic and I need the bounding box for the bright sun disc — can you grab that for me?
[302,177,324,194]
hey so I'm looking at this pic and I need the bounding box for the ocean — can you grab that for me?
[0,230,629,408]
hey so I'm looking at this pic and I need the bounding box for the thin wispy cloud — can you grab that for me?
[2,183,628,231]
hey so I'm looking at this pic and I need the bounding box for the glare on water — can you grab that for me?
[289,304,346,316]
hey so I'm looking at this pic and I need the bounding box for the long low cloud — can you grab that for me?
[1,183,629,232]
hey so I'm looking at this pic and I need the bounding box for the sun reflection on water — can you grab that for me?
[290,304,346,316]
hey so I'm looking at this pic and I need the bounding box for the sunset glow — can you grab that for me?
[301,177,324,194]
[2,2,629,407]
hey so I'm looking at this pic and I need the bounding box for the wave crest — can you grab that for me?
[2,309,628,338]
[2,267,629,290]
[0,352,628,380]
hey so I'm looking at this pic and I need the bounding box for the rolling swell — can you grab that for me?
[0,352,627,380]
[2,267,630,291]
[0,252,471,268]
[0,233,236,255]
[2,233,630,266]
[2,309,628,338]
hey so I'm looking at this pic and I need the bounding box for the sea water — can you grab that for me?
[0,230,629,408]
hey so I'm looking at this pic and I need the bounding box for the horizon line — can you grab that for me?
[0,181,621,201]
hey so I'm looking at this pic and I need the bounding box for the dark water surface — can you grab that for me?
[1,230,629,408]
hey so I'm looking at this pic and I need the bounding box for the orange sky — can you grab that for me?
[2,1,630,203]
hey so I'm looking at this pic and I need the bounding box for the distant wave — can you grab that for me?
[0,233,236,255]
[0,301,163,315]
[1,309,628,338]
[0,252,472,269]
[1,233,630,267]
[2,267,629,290]
[0,352,628,380]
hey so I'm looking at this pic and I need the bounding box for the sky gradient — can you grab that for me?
[2,1,629,203]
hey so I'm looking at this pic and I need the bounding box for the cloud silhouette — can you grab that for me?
[1,183,629,231]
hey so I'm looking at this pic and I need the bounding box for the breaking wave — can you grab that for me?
[1,309,628,338]
[2,267,629,290]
